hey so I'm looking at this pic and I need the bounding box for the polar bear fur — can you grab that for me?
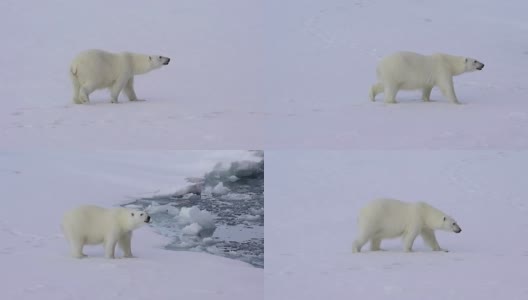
[369,51,484,104]
[352,198,461,253]
[70,49,170,104]
[62,205,151,258]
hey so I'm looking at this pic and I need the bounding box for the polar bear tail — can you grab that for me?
[70,63,78,77]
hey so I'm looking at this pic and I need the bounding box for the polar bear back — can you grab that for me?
[357,198,443,239]
[377,51,464,90]
[71,50,131,88]
[62,205,126,245]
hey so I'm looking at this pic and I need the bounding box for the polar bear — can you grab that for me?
[70,49,170,104]
[369,51,484,104]
[62,205,151,258]
[352,198,461,253]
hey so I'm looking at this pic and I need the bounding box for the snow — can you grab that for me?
[2,0,528,298]
[0,151,262,300]
[265,151,528,300]
[0,0,265,150]
[264,0,528,148]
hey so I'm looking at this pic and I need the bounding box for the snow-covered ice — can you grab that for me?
[133,156,265,268]
[0,0,265,150]
[212,182,231,196]
[239,215,261,222]
[178,206,217,236]
[0,151,262,300]
[265,151,528,300]
[222,193,253,201]
[263,0,528,148]
[145,203,180,216]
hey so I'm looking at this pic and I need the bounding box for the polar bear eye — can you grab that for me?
[443,217,446,221]
[131,213,135,217]
[140,213,144,216]
[159,56,161,59]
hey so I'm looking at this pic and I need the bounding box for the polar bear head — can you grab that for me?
[130,53,171,75]
[464,57,485,72]
[125,209,152,230]
[148,55,171,69]
[440,216,462,233]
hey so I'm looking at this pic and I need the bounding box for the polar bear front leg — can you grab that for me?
[110,77,129,103]
[422,87,433,102]
[438,78,460,104]
[118,231,134,258]
[104,235,118,259]
[124,78,140,101]
[421,229,448,252]
[402,230,419,252]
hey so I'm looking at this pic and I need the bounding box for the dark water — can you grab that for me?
[126,155,264,268]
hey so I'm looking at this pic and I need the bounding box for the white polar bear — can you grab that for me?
[369,51,484,104]
[352,198,461,253]
[62,205,151,258]
[70,49,170,104]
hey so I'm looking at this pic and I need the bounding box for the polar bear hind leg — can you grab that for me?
[383,83,399,104]
[70,74,82,104]
[422,86,433,102]
[62,225,86,258]
[352,230,371,253]
[79,82,99,103]
[369,82,384,101]
[69,237,87,258]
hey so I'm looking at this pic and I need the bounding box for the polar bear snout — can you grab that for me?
[162,57,170,65]
[454,226,462,233]
[145,215,152,223]
[476,62,484,70]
